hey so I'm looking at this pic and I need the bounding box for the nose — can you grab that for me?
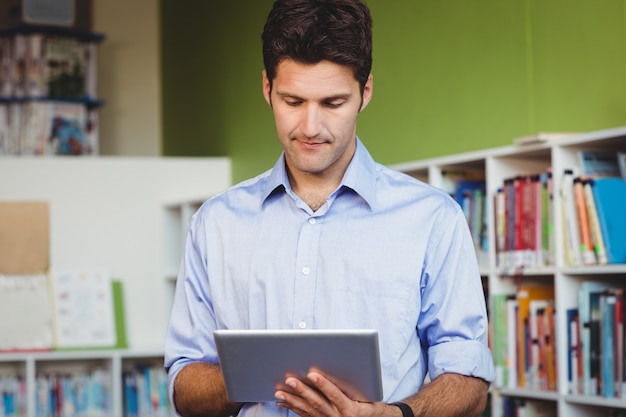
[301,104,321,139]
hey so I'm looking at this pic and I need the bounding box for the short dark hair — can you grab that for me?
[262,0,373,93]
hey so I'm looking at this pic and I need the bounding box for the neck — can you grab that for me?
[288,170,340,211]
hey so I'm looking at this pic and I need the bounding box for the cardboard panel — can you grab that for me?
[0,201,49,274]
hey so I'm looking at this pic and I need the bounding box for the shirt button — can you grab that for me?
[299,321,307,329]
[308,218,316,224]
[302,266,310,275]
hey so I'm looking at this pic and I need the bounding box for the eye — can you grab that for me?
[284,99,302,107]
[324,100,345,108]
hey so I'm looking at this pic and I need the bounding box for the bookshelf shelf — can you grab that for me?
[498,387,560,401]
[392,125,626,417]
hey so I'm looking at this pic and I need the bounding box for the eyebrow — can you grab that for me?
[275,92,353,101]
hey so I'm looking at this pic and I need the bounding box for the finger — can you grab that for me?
[306,372,359,415]
[275,376,332,416]
[306,372,346,402]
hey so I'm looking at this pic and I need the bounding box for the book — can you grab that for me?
[578,281,622,395]
[543,303,557,391]
[616,294,625,398]
[578,150,621,178]
[618,152,626,182]
[0,36,12,97]
[11,34,27,98]
[513,176,524,267]
[50,269,118,350]
[492,293,511,387]
[513,132,575,146]
[112,280,128,349]
[583,179,608,265]
[590,178,626,263]
[516,285,555,388]
[0,103,8,154]
[0,101,97,156]
[540,171,554,266]
[601,293,617,398]
[589,290,604,395]
[452,179,487,261]
[502,178,515,268]
[494,187,506,267]
[573,177,596,265]
[529,300,551,389]
[26,34,46,97]
[506,297,519,389]
[561,169,582,266]
[566,308,580,394]
[0,274,53,351]
[440,169,485,196]
[48,101,91,155]
[43,35,89,99]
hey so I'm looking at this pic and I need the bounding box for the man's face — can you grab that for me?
[263,60,373,180]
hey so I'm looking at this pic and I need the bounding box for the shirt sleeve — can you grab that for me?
[164,210,220,407]
[418,205,495,383]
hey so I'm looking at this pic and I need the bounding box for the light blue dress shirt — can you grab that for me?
[164,138,495,416]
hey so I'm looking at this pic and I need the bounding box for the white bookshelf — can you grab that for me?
[0,348,166,416]
[163,197,209,317]
[0,156,231,416]
[392,125,626,417]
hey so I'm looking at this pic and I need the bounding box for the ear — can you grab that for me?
[262,70,272,107]
[359,73,374,112]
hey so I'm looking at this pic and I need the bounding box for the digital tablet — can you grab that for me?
[214,329,383,403]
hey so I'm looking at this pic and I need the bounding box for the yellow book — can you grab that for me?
[517,285,555,388]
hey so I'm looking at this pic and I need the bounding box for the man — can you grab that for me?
[164,1,495,416]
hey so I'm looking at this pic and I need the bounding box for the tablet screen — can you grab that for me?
[214,329,383,403]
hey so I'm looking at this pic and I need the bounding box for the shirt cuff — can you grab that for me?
[427,339,496,383]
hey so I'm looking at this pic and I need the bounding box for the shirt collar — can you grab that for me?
[261,137,377,210]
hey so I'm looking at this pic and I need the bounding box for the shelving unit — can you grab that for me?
[0,25,105,155]
[392,125,626,417]
[0,348,167,416]
[0,156,231,416]
[163,197,210,316]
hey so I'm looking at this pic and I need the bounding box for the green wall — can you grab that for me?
[161,0,626,183]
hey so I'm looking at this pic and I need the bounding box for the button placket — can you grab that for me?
[292,215,321,329]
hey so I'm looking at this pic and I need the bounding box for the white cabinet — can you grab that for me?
[392,125,626,417]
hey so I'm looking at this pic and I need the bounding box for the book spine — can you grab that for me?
[506,298,518,389]
[513,176,524,267]
[561,169,582,266]
[616,294,625,398]
[573,177,596,265]
[583,179,608,265]
[494,188,506,268]
[602,294,616,398]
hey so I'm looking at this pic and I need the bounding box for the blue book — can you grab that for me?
[124,371,138,417]
[602,293,616,398]
[566,308,578,393]
[591,178,626,263]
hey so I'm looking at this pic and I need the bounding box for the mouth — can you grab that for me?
[294,138,328,148]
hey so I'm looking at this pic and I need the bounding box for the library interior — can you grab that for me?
[1,1,626,416]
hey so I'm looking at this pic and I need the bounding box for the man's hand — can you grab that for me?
[274,371,399,417]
